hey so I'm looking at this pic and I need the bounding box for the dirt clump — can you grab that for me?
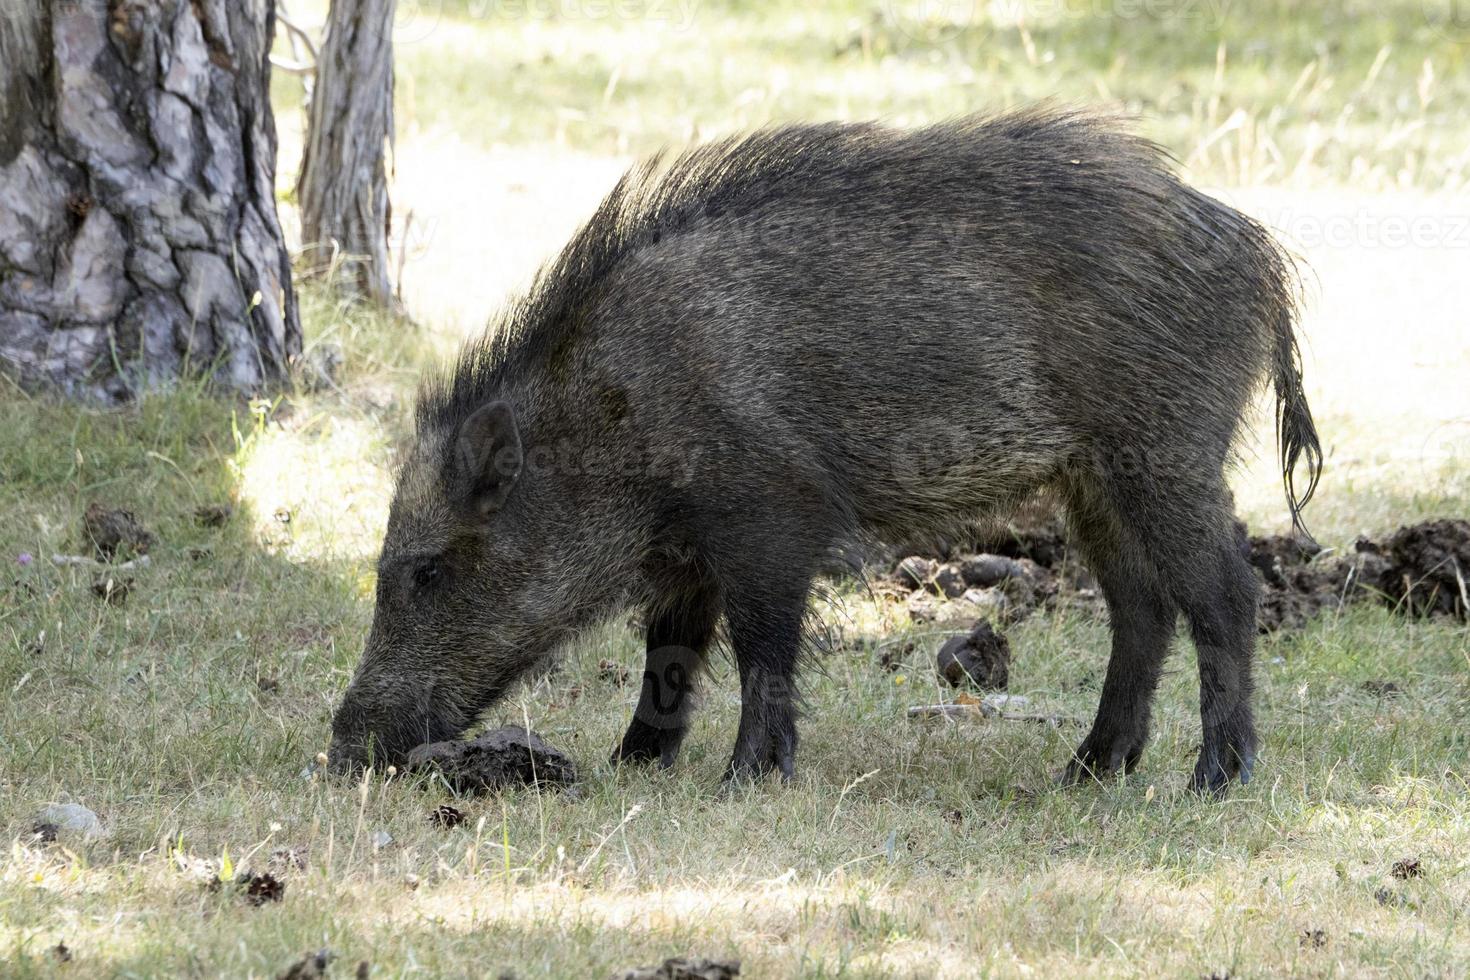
[936,622,1010,690]
[1372,518,1470,619]
[240,871,285,905]
[83,502,154,560]
[970,513,1070,568]
[406,727,578,795]
[881,510,1094,624]
[1299,929,1328,950]
[91,574,134,605]
[194,504,234,528]
[597,658,631,686]
[616,957,741,980]
[1248,518,1470,630]
[428,804,466,829]
[277,949,333,979]
[886,516,1469,634]
[1391,857,1423,880]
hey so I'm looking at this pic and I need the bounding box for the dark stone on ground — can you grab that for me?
[893,555,938,590]
[959,553,1025,588]
[930,563,967,598]
[405,727,578,795]
[936,621,1010,690]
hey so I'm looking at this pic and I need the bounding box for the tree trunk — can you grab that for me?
[298,0,396,307]
[0,0,301,401]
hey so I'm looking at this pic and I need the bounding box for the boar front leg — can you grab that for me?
[613,589,720,769]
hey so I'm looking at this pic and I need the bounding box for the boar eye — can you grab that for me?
[412,561,442,589]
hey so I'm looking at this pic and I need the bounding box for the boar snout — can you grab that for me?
[328,674,459,772]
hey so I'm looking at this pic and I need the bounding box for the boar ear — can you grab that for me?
[454,401,523,519]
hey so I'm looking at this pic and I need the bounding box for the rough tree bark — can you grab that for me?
[298,0,396,307]
[0,0,301,400]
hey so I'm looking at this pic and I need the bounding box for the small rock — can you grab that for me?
[936,621,1011,690]
[958,587,1009,615]
[406,727,578,796]
[37,803,104,841]
[893,555,938,590]
[617,957,741,980]
[930,563,967,598]
[371,830,394,849]
[958,553,1025,588]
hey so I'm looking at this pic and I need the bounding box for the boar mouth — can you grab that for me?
[328,678,514,773]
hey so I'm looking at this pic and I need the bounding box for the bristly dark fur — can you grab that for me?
[420,108,1169,427]
[339,105,1322,793]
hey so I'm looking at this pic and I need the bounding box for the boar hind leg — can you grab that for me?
[723,580,810,784]
[613,588,721,769]
[1070,469,1259,793]
[1061,477,1178,783]
[1173,533,1260,794]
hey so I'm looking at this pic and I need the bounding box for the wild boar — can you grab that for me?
[329,107,1321,793]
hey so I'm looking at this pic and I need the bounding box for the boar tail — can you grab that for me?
[1271,300,1322,543]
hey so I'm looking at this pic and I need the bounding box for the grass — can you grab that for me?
[4,0,1470,975]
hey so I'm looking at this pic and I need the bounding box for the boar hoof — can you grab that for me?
[722,744,796,787]
[1060,729,1147,785]
[611,718,683,770]
[1191,725,1256,796]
